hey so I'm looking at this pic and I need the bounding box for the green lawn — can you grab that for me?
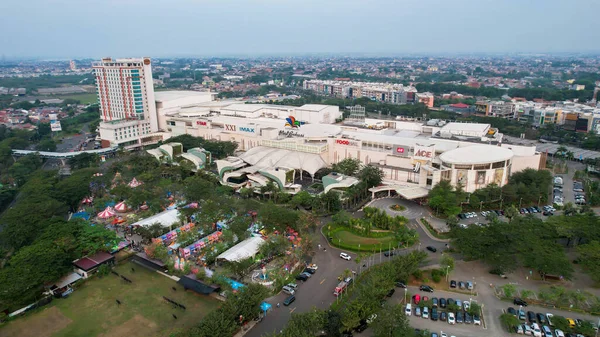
[331,229,400,252]
[57,93,98,104]
[0,261,219,337]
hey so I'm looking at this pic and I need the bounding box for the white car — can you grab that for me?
[473,315,481,325]
[405,303,412,316]
[463,301,470,311]
[546,313,553,326]
[366,313,377,324]
[531,323,542,337]
[339,252,351,260]
[447,312,455,324]
[422,306,429,319]
[441,333,448,337]
[554,329,565,337]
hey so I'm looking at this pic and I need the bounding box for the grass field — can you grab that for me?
[331,229,400,252]
[0,261,219,337]
[55,93,99,104]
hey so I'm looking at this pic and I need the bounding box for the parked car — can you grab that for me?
[537,313,547,325]
[395,281,407,288]
[384,251,395,257]
[440,311,447,322]
[473,314,481,325]
[531,322,542,337]
[542,325,553,337]
[566,318,576,328]
[422,307,429,319]
[415,306,421,317]
[449,280,457,288]
[546,313,553,326]
[467,281,473,290]
[385,289,395,298]
[439,298,446,308]
[456,311,463,323]
[432,297,438,307]
[300,272,312,278]
[458,281,466,289]
[296,273,308,281]
[283,295,296,306]
[455,299,462,308]
[426,246,437,253]
[431,307,438,321]
[515,324,524,334]
[303,267,316,274]
[447,312,455,324]
[523,324,532,335]
[518,310,527,321]
[508,307,517,316]
[463,301,470,311]
[286,283,298,289]
[464,312,472,324]
[413,294,421,304]
[355,321,368,333]
[514,298,528,306]
[554,329,565,337]
[339,252,351,260]
[527,311,536,323]
[447,298,455,306]
[282,285,295,295]
[420,285,434,292]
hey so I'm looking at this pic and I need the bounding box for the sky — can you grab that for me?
[1,0,599,59]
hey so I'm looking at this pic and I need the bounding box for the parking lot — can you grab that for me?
[503,302,599,336]
[403,287,486,337]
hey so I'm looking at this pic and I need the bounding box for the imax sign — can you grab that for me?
[239,127,255,133]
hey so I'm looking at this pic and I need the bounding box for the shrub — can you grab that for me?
[431,271,442,283]
[412,269,423,280]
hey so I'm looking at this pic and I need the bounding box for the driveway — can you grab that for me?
[248,199,448,336]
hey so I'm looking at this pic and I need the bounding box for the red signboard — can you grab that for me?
[196,121,207,126]
[335,139,359,146]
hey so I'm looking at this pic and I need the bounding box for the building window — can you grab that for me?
[492,161,505,169]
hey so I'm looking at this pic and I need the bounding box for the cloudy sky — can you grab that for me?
[1,0,598,59]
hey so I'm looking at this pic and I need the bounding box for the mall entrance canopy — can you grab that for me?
[369,184,429,199]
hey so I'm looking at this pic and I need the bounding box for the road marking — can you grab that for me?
[290,307,297,313]
[320,279,326,284]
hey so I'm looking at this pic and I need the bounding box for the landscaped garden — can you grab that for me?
[0,261,219,337]
[325,207,417,252]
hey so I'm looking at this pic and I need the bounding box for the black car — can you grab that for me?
[440,311,447,322]
[465,312,472,324]
[536,313,547,325]
[513,298,528,306]
[431,307,438,321]
[295,274,308,281]
[447,298,455,306]
[355,321,368,332]
[385,289,395,298]
[432,297,438,307]
[456,311,464,323]
[426,246,437,253]
[527,311,536,323]
[543,211,554,216]
[458,281,466,289]
[384,251,395,257]
[439,298,446,308]
[303,268,316,274]
[395,281,407,288]
[419,285,434,292]
[283,295,296,306]
[449,280,457,288]
[507,307,517,316]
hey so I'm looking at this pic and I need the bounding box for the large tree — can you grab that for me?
[372,303,413,337]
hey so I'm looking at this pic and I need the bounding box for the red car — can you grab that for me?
[413,294,421,304]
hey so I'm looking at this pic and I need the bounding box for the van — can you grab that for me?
[282,285,295,295]
[405,303,412,316]
[283,295,295,306]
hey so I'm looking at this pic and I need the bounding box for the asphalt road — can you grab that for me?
[247,201,448,337]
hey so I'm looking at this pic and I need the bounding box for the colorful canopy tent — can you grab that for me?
[81,197,94,204]
[183,202,199,209]
[179,231,223,259]
[260,301,272,314]
[97,207,115,219]
[114,201,128,212]
[128,178,142,188]
[151,223,195,245]
[216,236,264,262]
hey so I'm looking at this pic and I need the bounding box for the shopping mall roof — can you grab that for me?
[238,146,327,176]
[155,91,214,102]
[439,145,513,165]
[440,122,490,135]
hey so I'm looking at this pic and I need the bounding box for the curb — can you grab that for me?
[415,218,451,243]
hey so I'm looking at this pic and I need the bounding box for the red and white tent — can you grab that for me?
[114,201,128,212]
[81,196,94,204]
[97,207,116,219]
[128,178,142,188]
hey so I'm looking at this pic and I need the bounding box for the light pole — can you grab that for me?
[446,265,450,282]
[538,195,542,207]
[419,242,422,251]
[404,288,407,304]
[519,197,523,209]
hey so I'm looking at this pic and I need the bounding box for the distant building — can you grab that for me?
[415,92,434,108]
[475,101,515,119]
[569,84,585,91]
[442,103,475,114]
[303,79,417,105]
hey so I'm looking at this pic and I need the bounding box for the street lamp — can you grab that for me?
[419,242,422,251]
[445,265,450,282]
[538,195,542,206]
[404,288,407,304]
[519,197,523,209]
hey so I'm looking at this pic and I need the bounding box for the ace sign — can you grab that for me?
[413,145,435,161]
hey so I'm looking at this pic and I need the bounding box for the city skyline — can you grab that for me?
[1,0,599,59]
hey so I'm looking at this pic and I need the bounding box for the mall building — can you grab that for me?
[160,95,543,198]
